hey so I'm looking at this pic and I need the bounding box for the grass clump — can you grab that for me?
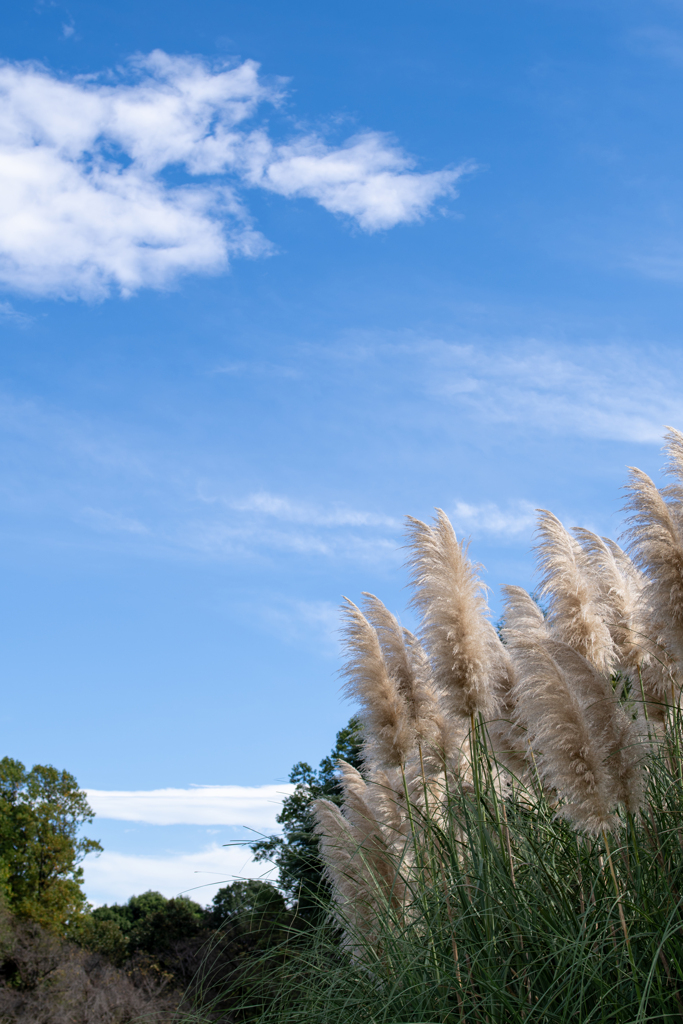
[179,428,683,1024]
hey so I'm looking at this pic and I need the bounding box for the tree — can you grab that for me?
[0,757,101,932]
[210,879,287,927]
[250,716,363,918]
[81,881,290,1002]
[90,890,206,958]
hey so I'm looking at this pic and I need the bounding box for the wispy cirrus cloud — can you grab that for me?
[225,490,400,528]
[77,507,149,535]
[179,518,400,564]
[627,25,683,66]
[427,341,683,443]
[0,51,464,300]
[257,598,344,654]
[625,248,683,284]
[182,490,402,563]
[0,388,403,563]
[0,301,31,325]
[450,499,537,537]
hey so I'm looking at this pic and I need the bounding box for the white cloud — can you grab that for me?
[451,499,536,536]
[430,342,683,443]
[242,131,467,232]
[180,518,400,564]
[626,249,683,283]
[628,26,683,66]
[226,490,400,527]
[0,301,31,325]
[260,598,343,654]
[82,843,274,907]
[212,361,302,379]
[0,52,463,300]
[78,507,149,534]
[184,489,401,563]
[86,783,296,827]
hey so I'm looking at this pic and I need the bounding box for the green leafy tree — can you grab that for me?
[83,883,290,1000]
[0,757,101,932]
[250,716,363,918]
[91,890,206,956]
[210,879,286,927]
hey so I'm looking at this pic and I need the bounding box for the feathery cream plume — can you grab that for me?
[491,586,550,778]
[503,579,647,817]
[663,424,683,487]
[336,760,401,897]
[534,510,616,674]
[570,528,668,724]
[508,635,616,833]
[571,529,646,670]
[405,510,498,719]
[312,798,376,951]
[546,640,646,816]
[312,797,358,902]
[622,433,683,697]
[362,593,463,769]
[339,597,415,769]
[313,762,411,952]
[357,762,431,866]
[501,584,549,640]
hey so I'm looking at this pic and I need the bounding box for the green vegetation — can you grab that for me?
[0,759,183,1022]
[78,880,289,979]
[0,742,332,1022]
[250,716,363,918]
[0,756,101,933]
[12,434,683,1022]
[177,430,683,1022]
[204,714,683,1023]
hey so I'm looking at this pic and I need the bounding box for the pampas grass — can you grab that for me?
[405,510,500,719]
[361,593,461,769]
[339,597,415,769]
[571,529,646,671]
[534,509,616,673]
[179,430,683,1024]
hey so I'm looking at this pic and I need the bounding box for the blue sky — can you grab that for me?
[3,0,683,903]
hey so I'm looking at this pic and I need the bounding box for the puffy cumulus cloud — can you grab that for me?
[0,53,272,299]
[0,51,465,300]
[242,130,466,232]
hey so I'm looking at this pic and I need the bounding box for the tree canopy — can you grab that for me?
[0,757,101,932]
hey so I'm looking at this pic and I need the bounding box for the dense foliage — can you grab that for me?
[0,757,101,933]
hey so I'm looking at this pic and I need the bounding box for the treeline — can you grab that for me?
[0,721,362,1022]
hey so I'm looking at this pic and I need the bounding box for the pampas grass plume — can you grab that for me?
[623,433,683,678]
[361,593,462,767]
[534,510,615,674]
[406,510,497,719]
[339,598,415,769]
[509,635,615,833]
